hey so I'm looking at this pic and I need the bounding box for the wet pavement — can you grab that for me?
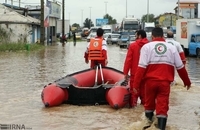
[0,41,200,130]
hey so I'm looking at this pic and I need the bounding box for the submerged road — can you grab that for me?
[0,41,200,130]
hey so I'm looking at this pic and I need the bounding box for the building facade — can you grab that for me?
[174,1,199,18]
[0,4,40,43]
[154,13,183,27]
[25,0,61,44]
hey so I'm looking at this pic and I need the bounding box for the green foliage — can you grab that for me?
[103,14,117,24]
[72,23,80,28]
[0,43,44,52]
[141,14,155,22]
[83,18,94,28]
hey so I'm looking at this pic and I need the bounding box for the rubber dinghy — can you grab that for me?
[41,66,130,109]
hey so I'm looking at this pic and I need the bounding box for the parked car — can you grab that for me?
[127,35,136,49]
[118,35,130,48]
[103,33,110,41]
[76,32,82,39]
[106,34,120,44]
[82,28,89,37]
[87,32,96,42]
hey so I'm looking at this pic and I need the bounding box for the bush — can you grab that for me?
[0,43,44,52]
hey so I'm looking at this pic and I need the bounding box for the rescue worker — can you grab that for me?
[165,31,186,65]
[134,30,139,40]
[73,32,76,44]
[165,31,186,86]
[84,28,108,68]
[123,30,149,107]
[132,27,191,130]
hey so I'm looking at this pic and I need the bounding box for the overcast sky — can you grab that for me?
[1,0,199,25]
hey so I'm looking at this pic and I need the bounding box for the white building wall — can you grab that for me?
[1,23,32,43]
[198,4,200,18]
[49,17,56,26]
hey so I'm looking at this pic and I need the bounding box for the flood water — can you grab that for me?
[0,41,200,130]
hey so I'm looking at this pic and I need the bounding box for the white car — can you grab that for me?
[103,33,110,41]
[127,35,136,49]
[107,34,120,44]
[87,33,96,42]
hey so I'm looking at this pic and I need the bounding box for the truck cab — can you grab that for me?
[176,19,200,56]
[188,34,200,57]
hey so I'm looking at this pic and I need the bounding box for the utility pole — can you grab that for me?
[5,0,7,4]
[147,0,149,22]
[11,0,13,8]
[89,7,91,29]
[177,0,180,19]
[62,0,65,46]
[189,4,192,18]
[104,1,108,15]
[40,0,45,45]
[81,9,83,27]
[126,0,127,17]
[69,12,70,22]
[19,0,20,7]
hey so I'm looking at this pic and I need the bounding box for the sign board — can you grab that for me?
[44,6,50,27]
[181,22,187,39]
[46,0,61,19]
[96,19,108,26]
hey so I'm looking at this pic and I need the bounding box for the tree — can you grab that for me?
[141,14,155,22]
[103,14,117,24]
[83,18,94,28]
[72,23,80,28]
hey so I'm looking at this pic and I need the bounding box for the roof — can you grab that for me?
[176,0,199,4]
[0,4,40,25]
[174,6,196,10]
[2,3,25,10]
[154,13,183,19]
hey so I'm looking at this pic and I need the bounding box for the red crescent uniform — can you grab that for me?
[133,38,191,117]
[123,38,149,107]
[165,38,186,65]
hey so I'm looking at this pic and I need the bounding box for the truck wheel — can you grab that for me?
[184,48,189,56]
[196,48,200,58]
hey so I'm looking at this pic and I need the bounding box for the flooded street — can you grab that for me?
[0,41,200,130]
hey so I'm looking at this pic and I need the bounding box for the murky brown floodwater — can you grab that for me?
[0,41,200,130]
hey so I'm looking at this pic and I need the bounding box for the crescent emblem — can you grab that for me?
[158,46,162,51]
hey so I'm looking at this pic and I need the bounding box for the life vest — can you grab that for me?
[88,38,105,60]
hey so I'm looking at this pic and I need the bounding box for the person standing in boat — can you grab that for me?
[132,27,191,130]
[84,28,108,68]
[123,30,149,108]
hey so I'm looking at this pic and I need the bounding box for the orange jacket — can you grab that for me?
[84,37,107,68]
[88,38,105,60]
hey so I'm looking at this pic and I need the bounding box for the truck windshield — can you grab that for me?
[124,24,139,30]
[90,29,98,33]
[144,27,154,32]
[104,29,111,33]
[121,35,129,39]
[112,35,120,38]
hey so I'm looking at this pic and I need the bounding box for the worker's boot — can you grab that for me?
[143,112,154,130]
[157,117,167,130]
